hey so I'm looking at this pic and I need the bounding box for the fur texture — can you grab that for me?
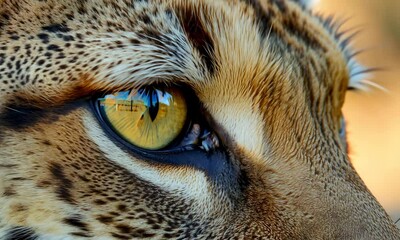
[0,0,399,239]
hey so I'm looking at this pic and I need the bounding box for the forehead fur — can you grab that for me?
[0,0,350,112]
[172,0,349,103]
[159,0,350,157]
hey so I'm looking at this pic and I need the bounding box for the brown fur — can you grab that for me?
[0,0,399,239]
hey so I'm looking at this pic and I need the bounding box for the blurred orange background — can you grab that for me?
[316,0,400,227]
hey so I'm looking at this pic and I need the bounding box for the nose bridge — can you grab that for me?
[204,81,400,239]
[237,145,399,239]
[247,127,400,238]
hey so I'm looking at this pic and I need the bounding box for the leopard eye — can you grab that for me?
[97,87,187,150]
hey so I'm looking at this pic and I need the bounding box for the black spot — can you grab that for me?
[115,224,133,234]
[0,12,10,29]
[117,204,127,212]
[129,38,140,45]
[15,60,21,70]
[75,43,85,48]
[66,13,75,21]
[10,177,28,181]
[5,227,38,240]
[42,140,52,146]
[70,232,92,238]
[62,35,75,41]
[63,215,90,232]
[59,64,68,70]
[49,162,74,203]
[177,8,215,74]
[42,23,71,33]
[93,199,107,205]
[76,33,84,40]
[96,215,114,224]
[10,35,19,40]
[37,33,49,43]
[44,52,52,57]
[139,14,152,24]
[47,44,62,52]
[37,59,45,66]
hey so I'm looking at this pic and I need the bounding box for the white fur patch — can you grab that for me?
[208,100,266,159]
[82,112,214,213]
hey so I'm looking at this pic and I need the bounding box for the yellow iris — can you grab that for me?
[99,87,187,150]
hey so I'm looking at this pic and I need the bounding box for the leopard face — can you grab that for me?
[0,0,399,239]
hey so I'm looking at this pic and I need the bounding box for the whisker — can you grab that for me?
[339,29,363,49]
[332,16,352,30]
[335,25,364,40]
[350,67,386,77]
[362,79,388,92]
[4,106,28,114]
[347,46,375,59]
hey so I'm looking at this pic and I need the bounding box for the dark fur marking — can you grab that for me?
[282,15,324,50]
[42,23,71,33]
[131,229,156,238]
[0,12,11,29]
[111,233,130,239]
[70,232,92,238]
[93,199,107,205]
[0,102,81,129]
[47,44,63,52]
[0,106,53,129]
[117,204,128,212]
[272,0,288,12]
[138,14,152,24]
[5,227,38,240]
[96,215,114,224]
[242,0,273,38]
[0,164,18,168]
[10,35,19,40]
[10,177,29,181]
[37,33,49,44]
[49,162,75,204]
[176,7,215,74]
[42,140,52,146]
[115,224,133,234]
[63,215,90,232]
[3,186,17,196]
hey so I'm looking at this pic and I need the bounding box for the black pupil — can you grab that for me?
[139,88,160,122]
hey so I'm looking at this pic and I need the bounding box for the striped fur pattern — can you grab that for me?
[0,0,399,239]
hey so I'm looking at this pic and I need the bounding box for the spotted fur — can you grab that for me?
[0,0,399,239]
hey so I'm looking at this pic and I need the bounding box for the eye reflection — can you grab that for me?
[98,87,187,150]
